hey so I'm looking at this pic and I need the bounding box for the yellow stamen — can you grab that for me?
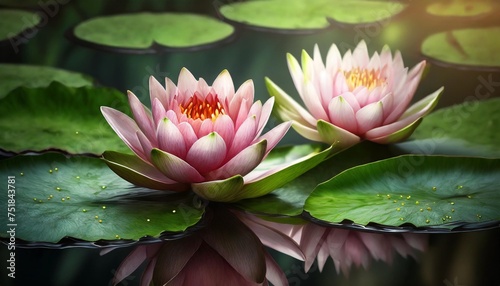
[343,68,386,91]
[179,94,225,121]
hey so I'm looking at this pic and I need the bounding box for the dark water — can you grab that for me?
[1,0,500,285]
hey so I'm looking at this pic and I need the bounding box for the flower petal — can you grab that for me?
[316,120,360,149]
[191,175,245,202]
[327,95,358,134]
[101,106,144,159]
[157,118,187,158]
[257,121,291,155]
[352,40,370,67]
[264,251,288,286]
[186,132,227,175]
[149,76,167,108]
[102,151,187,191]
[257,97,274,135]
[355,101,384,134]
[287,52,305,99]
[367,118,423,144]
[228,115,257,158]
[213,114,235,148]
[206,139,266,180]
[128,91,156,143]
[113,243,162,286]
[326,43,343,74]
[300,224,328,272]
[150,148,205,183]
[212,69,235,101]
[265,77,317,126]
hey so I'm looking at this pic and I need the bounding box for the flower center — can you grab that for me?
[179,94,225,121]
[343,68,386,91]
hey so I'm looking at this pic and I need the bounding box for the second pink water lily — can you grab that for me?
[266,40,444,148]
[101,68,332,202]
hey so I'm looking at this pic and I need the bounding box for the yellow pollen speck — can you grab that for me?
[101,185,107,189]
[396,208,401,211]
[115,235,120,239]
[82,209,87,212]
[450,202,455,205]
[95,215,99,219]
[98,219,103,223]
[427,207,432,211]
[399,195,403,199]
[406,195,411,200]
[451,208,455,212]
[56,187,61,191]
[401,202,405,206]
[386,194,391,199]
[61,198,65,202]
[419,208,424,212]
[415,201,420,205]
[76,176,80,179]
[179,94,226,121]
[467,195,472,199]
[393,200,397,203]
[399,217,404,221]
[49,169,53,173]
[432,186,437,191]
[426,219,430,223]
[457,185,463,189]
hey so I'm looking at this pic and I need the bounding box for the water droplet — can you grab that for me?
[393,200,397,203]
[98,219,103,223]
[399,195,403,199]
[56,187,61,191]
[432,186,437,191]
[450,202,455,205]
[172,210,176,213]
[399,217,404,221]
[415,201,420,205]
[20,172,24,176]
[419,208,424,212]
[146,218,150,222]
[66,196,70,200]
[49,169,53,174]
[396,208,401,211]
[376,194,380,197]
[115,235,120,239]
[477,214,482,219]
[95,215,99,219]
[75,131,79,135]
[386,194,391,199]
[448,215,452,220]
[442,217,446,221]
[406,195,411,200]
[467,195,473,199]
[425,219,430,223]
[427,207,432,211]
[75,176,80,179]
[401,202,405,206]
[82,209,87,213]
[33,198,37,201]
[61,198,65,202]
[47,197,51,200]
[38,200,42,203]
[457,185,463,189]
[102,206,106,209]
[49,195,53,198]
[101,185,107,189]
[54,168,58,171]
[451,208,455,212]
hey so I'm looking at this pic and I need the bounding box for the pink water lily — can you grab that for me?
[101,68,331,202]
[266,40,444,148]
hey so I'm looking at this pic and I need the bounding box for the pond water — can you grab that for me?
[0,0,499,285]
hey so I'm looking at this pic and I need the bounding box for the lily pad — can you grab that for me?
[305,155,500,231]
[421,27,500,69]
[0,153,204,244]
[426,0,493,17]
[219,0,406,32]
[70,12,236,53]
[0,64,93,99]
[397,97,500,157]
[237,142,393,216]
[0,9,41,43]
[0,82,131,155]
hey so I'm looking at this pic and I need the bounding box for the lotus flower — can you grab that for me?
[101,68,332,202]
[266,40,444,148]
[111,208,289,286]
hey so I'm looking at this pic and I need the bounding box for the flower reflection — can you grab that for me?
[112,208,292,286]
[239,213,428,276]
[266,40,443,148]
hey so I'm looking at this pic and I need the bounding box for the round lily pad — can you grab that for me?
[0,152,204,245]
[426,0,492,17]
[305,155,500,232]
[421,27,500,70]
[219,0,406,32]
[397,97,500,158]
[70,12,236,53]
[0,9,41,45]
[0,64,93,99]
[0,82,131,155]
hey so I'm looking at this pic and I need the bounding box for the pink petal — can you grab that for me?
[212,69,235,101]
[256,97,274,135]
[136,130,155,160]
[341,49,353,71]
[186,132,227,175]
[152,98,167,127]
[352,40,370,67]
[128,91,156,143]
[213,114,235,148]
[177,68,197,100]
[198,119,214,138]
[157,118,187,158]
[150,148,205,183]
[355,101,384,134]
[149,76,167,107]
[248,100,263,131]
[177,122,198,149]
[328,95,358,134]
[264,252,288,286]
[256,121,291,155]
[318,70,334,108]
[300,224,327,272]
[228,115,258,158]
[367,51,382,71]
[302,78,329,120]
[291,121,324,142]
[196,78,210,97]
[164,76,178,107]
[316,240,330,272]
[326,43,343,74]
[101,107,144,158]
[333,71,350,95]
[141,257,157,286]
[206,139,266,180]
[313,44,326,70]
[286,52,305,99]
[352,86,370,107]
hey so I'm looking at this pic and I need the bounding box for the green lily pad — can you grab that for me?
[305,155,500,230]
[0,153,204,244]
[219,0,406,31]
[0,9,41,42]
[0,64,93,99]
[421,27,500,69]
[237,142,393,216]
[71,12,235,53]
[0,82,131,155]
[426,0,493,17]
[397,97,500,157]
